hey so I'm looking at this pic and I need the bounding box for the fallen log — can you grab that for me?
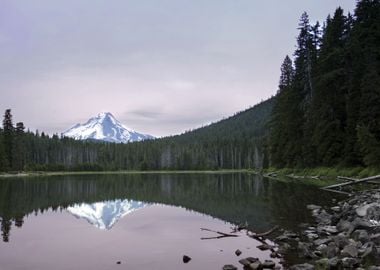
[323,174,380,190]
[248,225,279,238]
[320,187,352,195]
[337,176,358,182]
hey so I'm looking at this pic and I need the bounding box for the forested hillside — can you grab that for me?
[269,0,380,168]
[0,98,274,172]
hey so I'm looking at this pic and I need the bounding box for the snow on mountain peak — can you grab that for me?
[62,112,154,143]
[67,199,147,230]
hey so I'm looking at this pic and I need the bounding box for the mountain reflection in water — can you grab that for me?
[67,199,147,230]
[0,173,340,243]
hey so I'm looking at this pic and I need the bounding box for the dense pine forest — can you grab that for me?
[0,0,379,172]
[269,0,380,168]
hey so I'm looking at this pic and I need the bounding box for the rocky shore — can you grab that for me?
[280,189,380,269]
[221,189,380,270]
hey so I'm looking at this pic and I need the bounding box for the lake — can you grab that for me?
[0,173,341,270]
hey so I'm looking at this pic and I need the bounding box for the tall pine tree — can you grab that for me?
[2,109,13,169]
[310,7,348,166]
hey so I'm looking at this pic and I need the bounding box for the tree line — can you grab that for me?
[0,98,273,172]
[268,0,380,168]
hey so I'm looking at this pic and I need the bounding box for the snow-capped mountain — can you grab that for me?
[67,199,147,230]
[62,112,154,143]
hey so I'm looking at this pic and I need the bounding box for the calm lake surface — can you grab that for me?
[0,173,341,270]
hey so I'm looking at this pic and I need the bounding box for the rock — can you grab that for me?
[298,242,315,259]
[350,217,372,234]
[327,257,340,268]
[223,265,238,270]
[342,243,358,257]
[248,261,262,270]
[336,219,352,232]
[307,233,319,240]
[262,260,275,268]
[289,263,315,270]
[356,203,380,217]
[326,242,339,258]
[238,258,251,266]
[235,249,242,256]
[368,266,380,270]
[314,250,323,257]
[312,209,321,217]
[316,210,332,225]
[246,257,259,263]
[239,257,258,266]
[307,204,322,210]
[270,252,278,258]
[257,244,274,251]
[314,238,331,246]
[331,206,340,212]
[183,255,191,263]
[316,244,327,253]
[341,257,359,268]
[342,202,350,212]
[370,233,380,245]
[333,234,350,249]
[366,204,380,222]
[360,241,374,258]
[319,225,338,234]
[352,229,369,243]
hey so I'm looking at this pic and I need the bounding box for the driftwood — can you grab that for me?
[337,176,358,182]
[200,225,279,241]
[323,175,380,191]
[320,188,352,195]
[200,228,239,240]
[247,225,279,239]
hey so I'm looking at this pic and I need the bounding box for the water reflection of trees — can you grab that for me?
[0,174,338,242]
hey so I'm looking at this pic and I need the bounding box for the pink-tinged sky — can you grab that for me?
[0,0,356,137]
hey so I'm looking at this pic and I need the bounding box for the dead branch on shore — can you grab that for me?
[322,174,380,192]
[200,228,239,240]
[247,225,279,239]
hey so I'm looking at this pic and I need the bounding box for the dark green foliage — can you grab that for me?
[269,0,380,169]
[310,7,348,166]
[2,109,13,169]
[269,56,297,167]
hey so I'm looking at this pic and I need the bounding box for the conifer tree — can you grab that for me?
[12,122,26,170]
[2,109,13,169]
[269,56,295,166]
[310,7,348,165]
[344,0,380,165]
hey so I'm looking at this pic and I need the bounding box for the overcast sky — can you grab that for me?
[0,0,356,137]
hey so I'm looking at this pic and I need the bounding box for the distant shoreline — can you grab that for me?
[0,169,256,178]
